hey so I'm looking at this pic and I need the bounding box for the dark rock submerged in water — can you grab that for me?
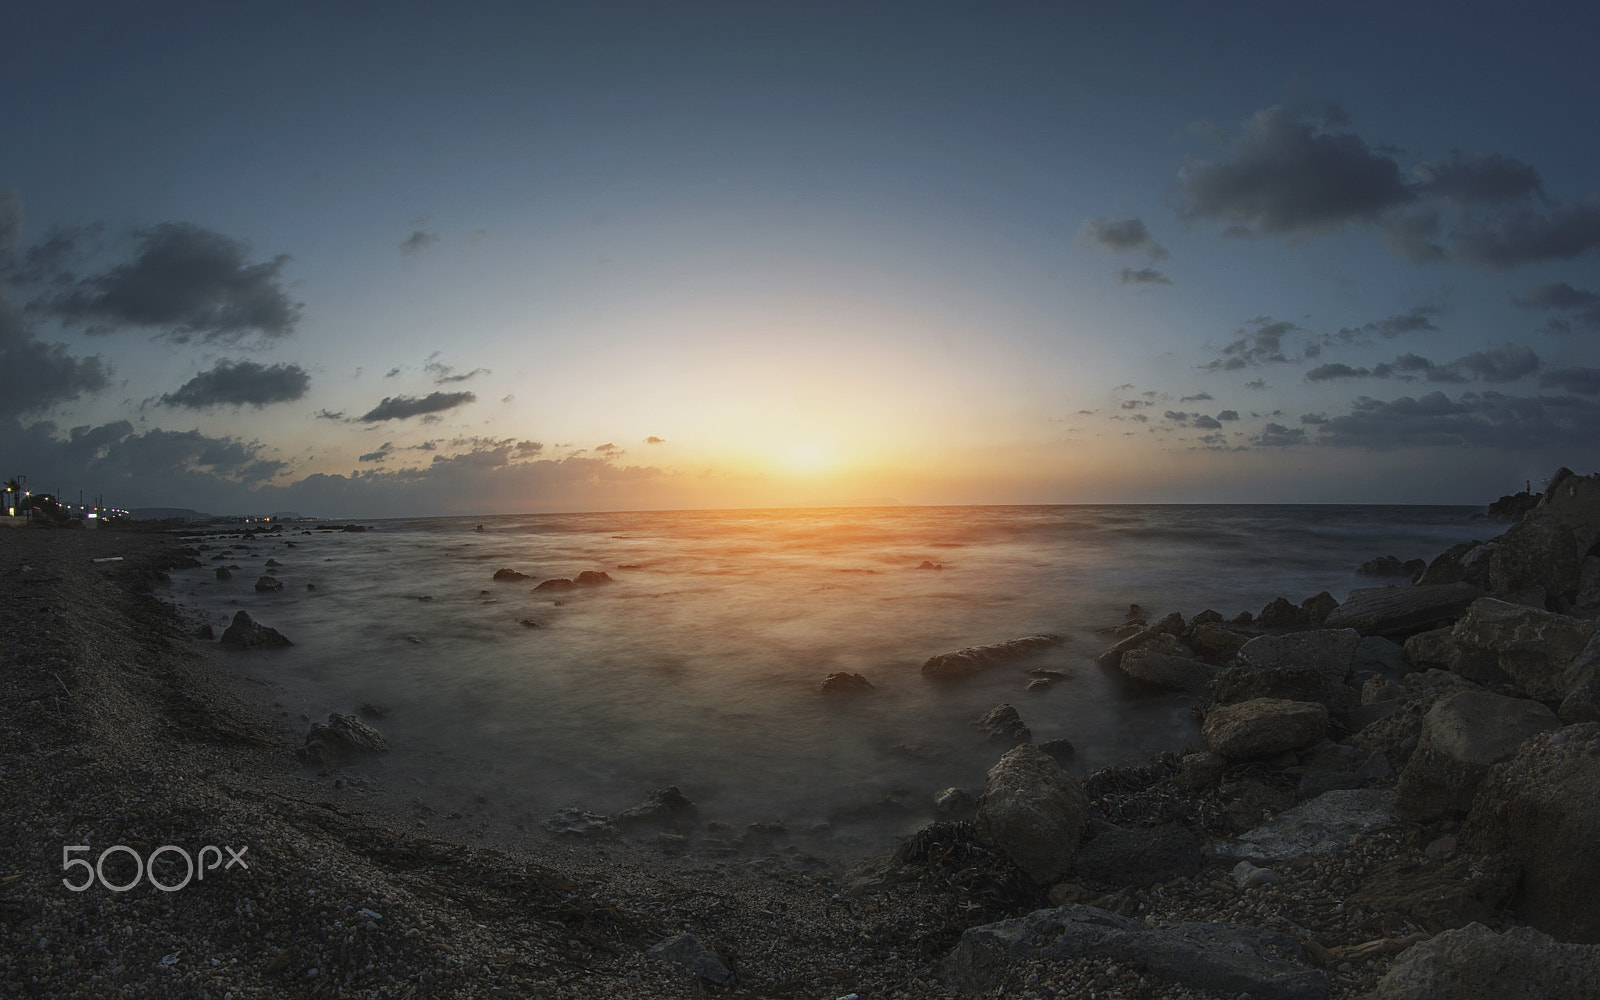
[253,575,283,592]
[818,670,874,694]
[921,633,1064,679]
[492,567,530,581]
[218,609,292,648]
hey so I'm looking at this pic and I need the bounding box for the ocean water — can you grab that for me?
[163,504,1496,845]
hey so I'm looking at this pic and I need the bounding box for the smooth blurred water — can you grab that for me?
[164,504,1496,843]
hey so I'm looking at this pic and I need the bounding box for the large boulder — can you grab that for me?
[616,786,698,832]
[1346,856,1519,933]
[1071,822,1202,888]
[1117,647,1218,692]
[818,671,874,694]
[1483,468,1600,608]
[1395,690,1561,821]
[1448,598,1599,701]
[1094,613,1185,669]
[1202,698,1329,759]
[299,712,389,767]
[1462,723,1600,942]
[1205,664,1356,714]
[941,904,1328,999]
[1322,582,1483,637]
[1237,628,1361,681]
[1366,922,1600,1000]
[974,703,1031,744]
[1189,621,1254,661]
[218,609,292,649]
[922,634,1064,680]
[975,744,1088,883]
[1214,788,1399,864]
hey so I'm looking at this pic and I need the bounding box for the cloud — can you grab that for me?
[1080,217,1170,259]
[1449,202,1600,269]
[159,359,311,409]
[594,442,623,456]
[1120,398,1152,409]
[0,297,110,418]
[358,391,477,422]
[1300,412,1329,424]
[645,435,666,444]
[44,223,301,342]
[1244,380,1268,390]
[0,189,21,259]
[1253,422,1308,447]
[1116,267,1173,286]
[1314,389,1600,450]
[399,229,440,257]
[1411,152,1542,206]
[1455,344,1541,383]
[1540,367,1600,396]
[1202,316,1299,370]
[358,444,392,463]
[1162,410,1190,424]
[424,358,490,384]
[1179,392,1213,402]
[1178,105,1412,236]
[1305,362,1369,382]
[1191,414,1223,429]
[1216,410,1240,421]
[1513,282,1600,330]
[1329,306,1440,344]
[1305,345,1539,385]
[315,409,345,420]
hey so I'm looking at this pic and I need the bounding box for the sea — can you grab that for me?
[162,504,1499,848]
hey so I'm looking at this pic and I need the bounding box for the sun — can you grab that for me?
[779,440,835,475]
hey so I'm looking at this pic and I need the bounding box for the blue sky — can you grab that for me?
[3,2,1598,515]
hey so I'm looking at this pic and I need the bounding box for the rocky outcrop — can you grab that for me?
[1365,922,1600,1000]
[975,745,1087,883]
[218,610,292,649]
[1094,613,1185,668]
[1463,723,1600,942]
[1205,665,1355,713]
[818,671,874,694]
[1215,788,1399,864]
[1202,698,1329,759]
[922,634,1064,679]
[1394,690,1560,821]
[542,808,618,839]
[253,575,283,592]
[575,570,613,585]
[933,787,976,821]
[1116,647,1217,692]
[1447,598,1599,701]
[1322,582,1483,637]
[941,904,1329,999]
[616,786,698,832]
[299,713,389,767]
[1237,629,1361,683]
[973,703,1031,744]
[1188,621,1254,661]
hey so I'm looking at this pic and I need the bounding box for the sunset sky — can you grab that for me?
[3,2,1598,516]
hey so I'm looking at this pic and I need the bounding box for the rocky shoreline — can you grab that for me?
[2,476,1598,998]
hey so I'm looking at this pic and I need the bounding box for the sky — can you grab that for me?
[3,1,1598,516]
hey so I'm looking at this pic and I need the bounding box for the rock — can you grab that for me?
[1116,647,1218,692]
[1362,675,1405,704]
[1490,517,1584,605]
[265,558,281,567]
[1358,555,1429,579]
[1232,859,1281,888]
[918,560,943,570]
[1072,822,1201,888]
[1301,591,1339,624]
[1488,489,1544,522]
[647,932,734,985]
[1237,629,1362,684]
[1202,698,1329,759]
[253,575,283,591]
[1323,582,1484,636]
[615,786,698,831]
[1416,539,1493,588]
[218,610,292,649]
[215,566,231,580]
[819,671,874,694]
[975,744,1088,883]
[1353,636,1409,676]
[1366,922,1600,1000]
[1206,664,1355,713]
[1463,722,1600,942]
[1340,698,1403,734]
[1448,597,1599,701]
[1394,690,1560,821]
[534,578,577,591]
[933,787,977,822]
[941,904,1329,999]
[1094,613,1185,669]
[1560,643,1600,722]
[1347,856,1519,932]
[193,623,215,640]
[542,808,619,839]
[1214,788,1399,864]
[1037,738,1076,766]
[1402,626,1458,671]
[492,568,530,581]
[973,703,1031,745]
[922,634,1065,679]
[299,713,389,766]
[1189,621,1254,661]
[1423,834,1457,861]
[1176,751,1227,790]
[1258,597,1310,630]
[518,618,543,628]
[575,570,613,585]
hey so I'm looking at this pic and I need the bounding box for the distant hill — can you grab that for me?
[129,507,214,522]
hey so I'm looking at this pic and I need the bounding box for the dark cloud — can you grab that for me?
[358,391,477,422]
[358,444,392,463]
[1080,217,1170,259]
[1300,413,1329,424]
[1314,390,1600,450]
[45,223,301,342]
[1202,316,1298,370]
[399,229,440,257]
[1191,414,1223,429]
[1217,410,1240,421]
[1305,362,1369,382]
[1120,399,1152,409]
[1253,422,1308,447]
[1455,344,1540,383]
[1116,267,1173,286]
[1305,346,1538,385]
[1179,391,1213,402]
[1540,367,1600,396]
[315,409,345,420]
[0,299,110,418]
[1513,282,1600,330]
[159,359,311,409]
[1178,106,1412,235]
[1328,306,1440,345]
[1244,379,1268,390]
[1162,410,1190,424]
[594,442,622,456]
[645,436,666,444]
[1450,203,1600,269]
[1411,152,1542,206]
[424,359,490,384]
